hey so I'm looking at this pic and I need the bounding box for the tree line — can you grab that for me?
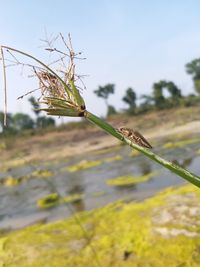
[94,58,200,116]
[0,97,55,135]
[1,57,200,134]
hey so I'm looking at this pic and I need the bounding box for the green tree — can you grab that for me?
[28,96,41,118]
[36,116,55,128]
[107,105,117,116]
[167,81,182,99]
[139,94,154,113]
[28,96,55,128]
[140,94,153,105]
[166,81,182,106]
[0,112,15,134]
[153,80,182,109]
[12,113,34,131]
[152,81,166,109]
[122,87,137,114]
[94,84,115,114]
[186,58,200,95]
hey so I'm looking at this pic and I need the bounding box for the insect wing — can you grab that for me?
[117,127,152,149]
[132,131,152,149]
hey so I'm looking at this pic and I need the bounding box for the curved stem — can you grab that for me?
[85,110,200,188]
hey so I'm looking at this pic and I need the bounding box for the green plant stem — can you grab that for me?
[85,110,200,188]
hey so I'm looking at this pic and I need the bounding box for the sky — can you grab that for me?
[1,0,200,121]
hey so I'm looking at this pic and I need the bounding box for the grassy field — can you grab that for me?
[0,184,200,267]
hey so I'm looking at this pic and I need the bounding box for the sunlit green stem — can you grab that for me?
[85,110,200,188]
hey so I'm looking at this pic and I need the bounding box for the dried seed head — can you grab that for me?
[37,71,66,100]
[1,35,86,119]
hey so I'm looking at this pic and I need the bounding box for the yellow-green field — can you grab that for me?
[0,184,199,267]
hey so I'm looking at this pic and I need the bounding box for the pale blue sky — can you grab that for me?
[1,0,200,119]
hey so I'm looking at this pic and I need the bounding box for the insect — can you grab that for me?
[117,127,153,149]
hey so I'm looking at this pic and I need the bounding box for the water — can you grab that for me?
[0,142,199,230]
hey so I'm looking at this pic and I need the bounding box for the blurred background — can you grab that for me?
[1,1,200,267]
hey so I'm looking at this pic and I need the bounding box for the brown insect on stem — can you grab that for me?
[117,127,153,149]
